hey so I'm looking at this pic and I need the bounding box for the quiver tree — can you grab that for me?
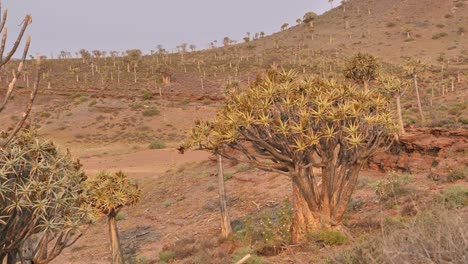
[403,60,426,122]
[124,49,142,82]
[187,69,396,243]
[79,49,91,64]
[0,132,90,263]
[378,74,410,135]
[344,53,380,92]
[86,171,140,264]
[303,12,317,28]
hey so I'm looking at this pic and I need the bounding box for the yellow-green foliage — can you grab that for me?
[189,68,396,162]
[86,171,140,216]
[0,131,89,257]
[343,53,380,84]
[309,230,348,246]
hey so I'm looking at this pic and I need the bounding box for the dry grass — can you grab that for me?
[329,207,468,264]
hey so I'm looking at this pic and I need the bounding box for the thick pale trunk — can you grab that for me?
[291,178,320,244]
[413,74,425,122]
[108,214,124,264]
[396,95,405,135]
[290,163,361,244]
[217,155,232,238]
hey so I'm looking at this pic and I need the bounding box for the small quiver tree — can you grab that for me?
[377,74,410,136]
[344,53,380,92]
[303,12,317,28]
[0,131,89,264]
[187,69,396,243]
[86,171,140,264]
[403,60,426,122]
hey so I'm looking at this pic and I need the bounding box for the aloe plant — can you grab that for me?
[344,53,380,92]
[187,68,396,243]
[0,132,89,263]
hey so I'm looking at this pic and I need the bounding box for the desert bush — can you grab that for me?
[373,172,413,201]
[308,230,348,246]
[142,107,160,117]
[329,208,468,263]
[40,111,51,118]
[158,250,176,263]
[435,185,468,208]
[386,22,396,28]
[447,166,467,181]
[233,201,293,255]
[149,139,166,149]
[432,32,448,39]
[142,90,154,100]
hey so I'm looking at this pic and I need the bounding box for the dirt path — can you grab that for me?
[80,148,211,178]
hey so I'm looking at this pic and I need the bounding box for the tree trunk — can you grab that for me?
[6,252,16,264]
[363,80,369,92]
[413,74,425,122]
[290,163,361,244]
[133,65,137,83]
[290,177,319,244]
[396,95,405,135]
[217,155,232,239]
[108,214,124,264]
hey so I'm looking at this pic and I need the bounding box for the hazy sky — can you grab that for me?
[4,0,333,56]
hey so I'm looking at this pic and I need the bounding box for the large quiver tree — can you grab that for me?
[188,69,396,243]
[0,132,89,263]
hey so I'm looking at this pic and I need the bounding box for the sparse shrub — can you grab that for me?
[223,171,234,181]
[158,250,175,263]
[435,185,468,208]
[432,32,448,39]
[142,90,153,100]
[457,24,465,35]
[234,201,293,255]
[163,199,173,208]
[116,213,126,221]
[386,22,396,28]
[130,102,144,110]
[347,197,364,212]
[88,99,97,107]
[40,111,51,118]
[96,115,106,121]
[308,230,348,246]
[149,139,166,149]
[373,173,413,201]
[455,2,464,8]
[134,256,148,264]
[142,107,160,117]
